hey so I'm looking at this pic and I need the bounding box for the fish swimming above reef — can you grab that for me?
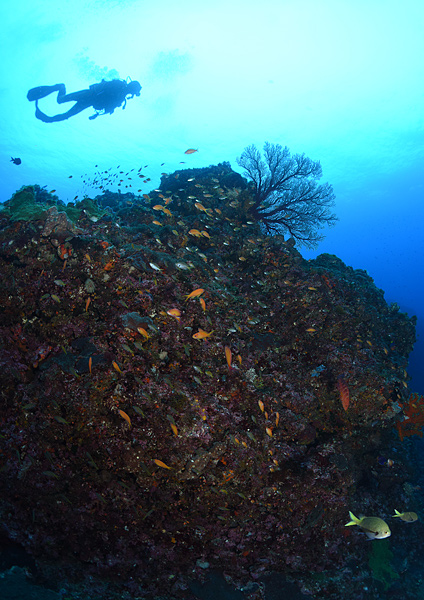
[224,346,232,369]
[10,157,21,165]
[193,328,213,340]
[337,376,350,411]
[392,509,418,522]
[185,288,204,301]
[167,308,181,321]
[345,511,391,539]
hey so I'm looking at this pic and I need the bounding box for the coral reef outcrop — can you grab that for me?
[0,166,418,599]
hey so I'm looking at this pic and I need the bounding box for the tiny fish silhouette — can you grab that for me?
[10,157,21,165]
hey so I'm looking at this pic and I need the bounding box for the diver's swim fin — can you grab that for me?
[27,84,66,101]
[34,104,53,123]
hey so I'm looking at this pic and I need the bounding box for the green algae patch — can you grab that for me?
[63,197,107,222]
[368,539,399,591]
[0,186,107,226]
[0,186,50,222]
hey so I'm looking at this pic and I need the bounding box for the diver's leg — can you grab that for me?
[56,89,90,104]
[27,84,66,102]
[35,100,89,122]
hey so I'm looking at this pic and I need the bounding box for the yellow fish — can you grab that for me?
[345,512,391,539]
[153,205,164,211]
[392,509,418,522]
[193,329,213,340]
[185,288,204,301]
[188,229,202,237]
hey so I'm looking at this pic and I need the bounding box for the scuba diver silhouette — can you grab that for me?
[27,79,141,122]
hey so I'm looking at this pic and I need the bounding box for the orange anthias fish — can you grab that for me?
[224,346,232,370]
[184,148,198,154]
[185,288,204,301]
[137,327,150,340]
[337,376,350,411]
[193,329,213,340]
[118,409,131,427]
[167,308,181,321]
[153,458,172,469]
[188,229,202,237]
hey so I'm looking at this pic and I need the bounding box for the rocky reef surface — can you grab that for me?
[0,164,419,599]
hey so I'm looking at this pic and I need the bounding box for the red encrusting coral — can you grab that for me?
[396,392,424,441]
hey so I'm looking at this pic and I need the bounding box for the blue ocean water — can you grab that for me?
[1,1,423,598]
[2,1,423,396]
[2,1,423,395]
